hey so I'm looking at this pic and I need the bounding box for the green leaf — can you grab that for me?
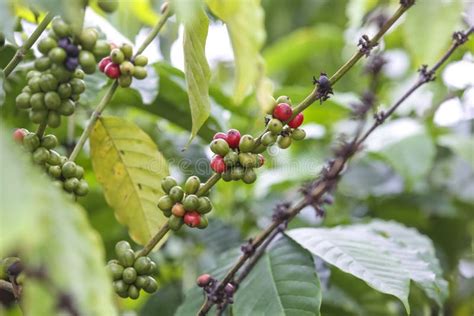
[178,3,211,145]
[438,134,474,170]
[0,126,117,315]
[234,236,321,315]
[0,0,15,42]
[207,0,266,104]
[90,116,169,246]
[403,0,463,65]
[0,70,5,105]
[288,220,449,313]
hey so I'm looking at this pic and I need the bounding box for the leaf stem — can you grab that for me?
[136,222,170,257]
[3,13,54,78]
[136,7,172,56]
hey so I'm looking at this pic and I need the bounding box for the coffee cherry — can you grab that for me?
[118,249,135,267]
[79,28,97,51]
[52,18,71,38]
[210,155,226,173]
[224,151,239,167]
[168,215,184,231]
[183,194,199,211]
[238,153,255,168]
[144,277,158,293]
[23,133,40,151]
[12,128,27,143]
[98,0,119,13]
[47,111,62,128]
[196,274,212,287]
[149,261,157,274]
[73,69,85,79]
[243,168,257,184]
[79,51,97,74]
[122,267,137,284]
[277,135,292,149]
[133,257,152,275]
[169,186,184,202]
[34,57,52,71]
[267,118,283,134]
[58,99,75,116]
[224,283,235,296]
[113,280,129,298]
[213,132,227,142]
[66,44,79,57]
[210,139,230,156]
[93,40,111,59]
[57,37,70,49]
[120,43,133,59]
[33,147,50,164]
[64,177,79,192]
[28,76,42,93]
[132,66,147,79]
[273,103,293,121]
[276,95,291,104]
[49,165,62,178]
[197,197,212,214]
[29,110,47,124]
[221,170,232,182]
[226,129,241,148]
[161,176,178,193]
[45,91,61,110]
[231,166,244,180]
[107,261,124,280]
[115,240,131,254]
[157,195,173,212]
[134,54,148,67]
[38,37,57,54]
[50,64,72,83]
[119,61,134,75]
[291,128,306,140]
[239,134,255,153]
[171,203,185,217]
[184,211,200,227]
[27,70,41,80]
[39,74,58,92]
[57,83,72,99]
[65,57,79,71]
[110,48,124,64]
[184,176,200,194]
[75,180,89,196]
[16,92,31,109]
[99,56,112,72]
[49,47,67,64]
[288,113,304,128]
[135,276,150,289]
[104,63,120,79]
[198,215,208,229]
[47,150,62,165]
[41,134,58,149]
[118,75,132,88]
[257,154,265,167]
[70,78,86,94]
[128,285,139,299]
[253,144,266,153]
[62,161,77,178]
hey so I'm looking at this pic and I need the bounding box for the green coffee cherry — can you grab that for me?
[78,28,97,51]
[253,144,266,153]
[291,128,306,140]
[144,277,158,293]
[134,55,148,66]
[45,91,61,110]
[111,48,124,64]
[51,17,71,37]
[29,110,48,124]
[184,176,200,194]
[118,75,132,88]
[58,100,75,116]
[169,215,184,231]
[30,93,45,110]
[79,50,96,74]
[73,69,85,79]
[49,47,67,64]
[183,194,199,210]
[107,262,124,280]
[113,280,129,297]
[40,74,58,92]
[224,151,239,167]
[161,176,177,193]
[133,257,152,275]
[276,95,291,104]
[28,77,42,93]
[75,180,89,196]
[268,118,283,134]
[243,168,257,184]
[50,64,72,83]
[47,150,62,165]
[239,135,255,153]
[169,186,184,202]
[149,261,157,274]
[64,178,79,192]
[157,195,173,212]
[231,166,244,180]
[115,240,131,253]
[277,135,292,149]
[119,43,133,59]
[135,276,150,289]
[23,133,40,151]
[47,112,62,128]
[38,37,57,54]
[210,139,230,156]
[34,57,52,71]
[57,83,72,99]
[32,147,50,164]
[198,215,208,229]
[122,267,137,284]
[133,66,147,79]
[118,249,135,267]
[221,170,232,182]
[48,165,62,178]
[16,92,31,109]
[119,61,134,75]
[98,0,119,13]
[238,153,255,168]
[70,78,86,94]
[92,40,111,59]
[41,134,58,149]
[197,197,212,214]
[128,285,139,299]
[74,165,85,178]
[26,70,41,80]
[62,161,77,178]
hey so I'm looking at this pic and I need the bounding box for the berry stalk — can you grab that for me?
[3,13,54,78]
[135,222,170,257]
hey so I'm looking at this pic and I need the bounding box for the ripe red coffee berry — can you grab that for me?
[226,129,241,148]
[273,103,293,121]
[288,113,304,128]
[104,63,121,79]
[196,274,212,287]
[98,56,112,72]
[210,155,226,173]
[12,129,27,143]
[213,132,227,142]
[184,211,201,227]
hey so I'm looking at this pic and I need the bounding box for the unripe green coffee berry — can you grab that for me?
[70,78,86,94]
[122,267,137,284]
[277,135,292,149]
[29,76,43,93]
[70,94,80,101]
[183,194,199,211]
[268,118,283,134]
[47,111,61,128]
[135,276,150,289]
[30,110,48,124]
[169,186,184,202]
[238,153,255,168]
[92,40,110,59]
[134,55,148,66]
[107,262,124,280]
[120,43,133,59]
[73,69,85,79]
[38,37,57,54]
[210,139,230,156]
[115,240,131,254]
[221,170,232,182]
[134,256,152,275]
[47,150,62,165]
[149,261,157,274]
[58,99,75,116]
[184,176,200,194]
[98,0,119,13]
[64,178,79,192]
[198,215,208,229]
[75,180,89,196]
[133,66,147,79]
[33,147,50,164]
[119,61,134,75]
[57,83,72,99]
[111,48,124,64]
[79,50,97,74]
[16,92,31,109]
[45,91,61,110]
[51,17,71,37]
[276,95,291,104]
[50,64,72,83]
[161,176,177,193]
[41,134,58,149]
[22,86,32,94]
[253,144,266,153]
[79,28,97,51]
[128,285,140,299]
[30,93,45,110]
[144,277,158,293]
[26,70,41,80]
[231,166,244,180]
[113,280,129,297]
[75,165,84,179]
[34,57,52,71]
[223,151,239,167]
[169,215,184,231]
[40,74,59,92]
[62,161,77,178]
[157,195,173,212]
[118,75,132,88]
[48,165,62,178]
[23,133,40,151]
[239,135,255,153]
[197,197,212,214]
[118,249,135,267]
[243,168,257,184]
[49,47,67,64]
[291,128,306,140]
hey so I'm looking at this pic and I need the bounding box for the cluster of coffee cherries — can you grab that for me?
[197,274,235,303]
[209,129,265,184]
[13,129,89,197]
[107,241,158,299]
[157,176,212,231]
[98,44,148,87]
[15,18,109,128]
[263,96,306,149]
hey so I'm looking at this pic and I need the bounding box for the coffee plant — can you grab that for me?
[0,0,473,315]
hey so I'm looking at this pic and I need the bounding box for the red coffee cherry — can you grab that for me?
[196,274,212,287]
[12,129,27,143]
[213,132,228,142]
[104,63,121,79]
[226,129,241,149]
[273,103,293,121]
[98,56,112,72]
[184,211,201,227]
[288,113,304,128]
[210,155,226,173]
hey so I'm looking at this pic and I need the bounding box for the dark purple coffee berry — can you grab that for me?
[65,57,79,71]
[58,37,71,49]
[66,44,79,57]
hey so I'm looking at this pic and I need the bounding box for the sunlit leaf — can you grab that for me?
[438,134,474,170]
[90,116,169,246]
